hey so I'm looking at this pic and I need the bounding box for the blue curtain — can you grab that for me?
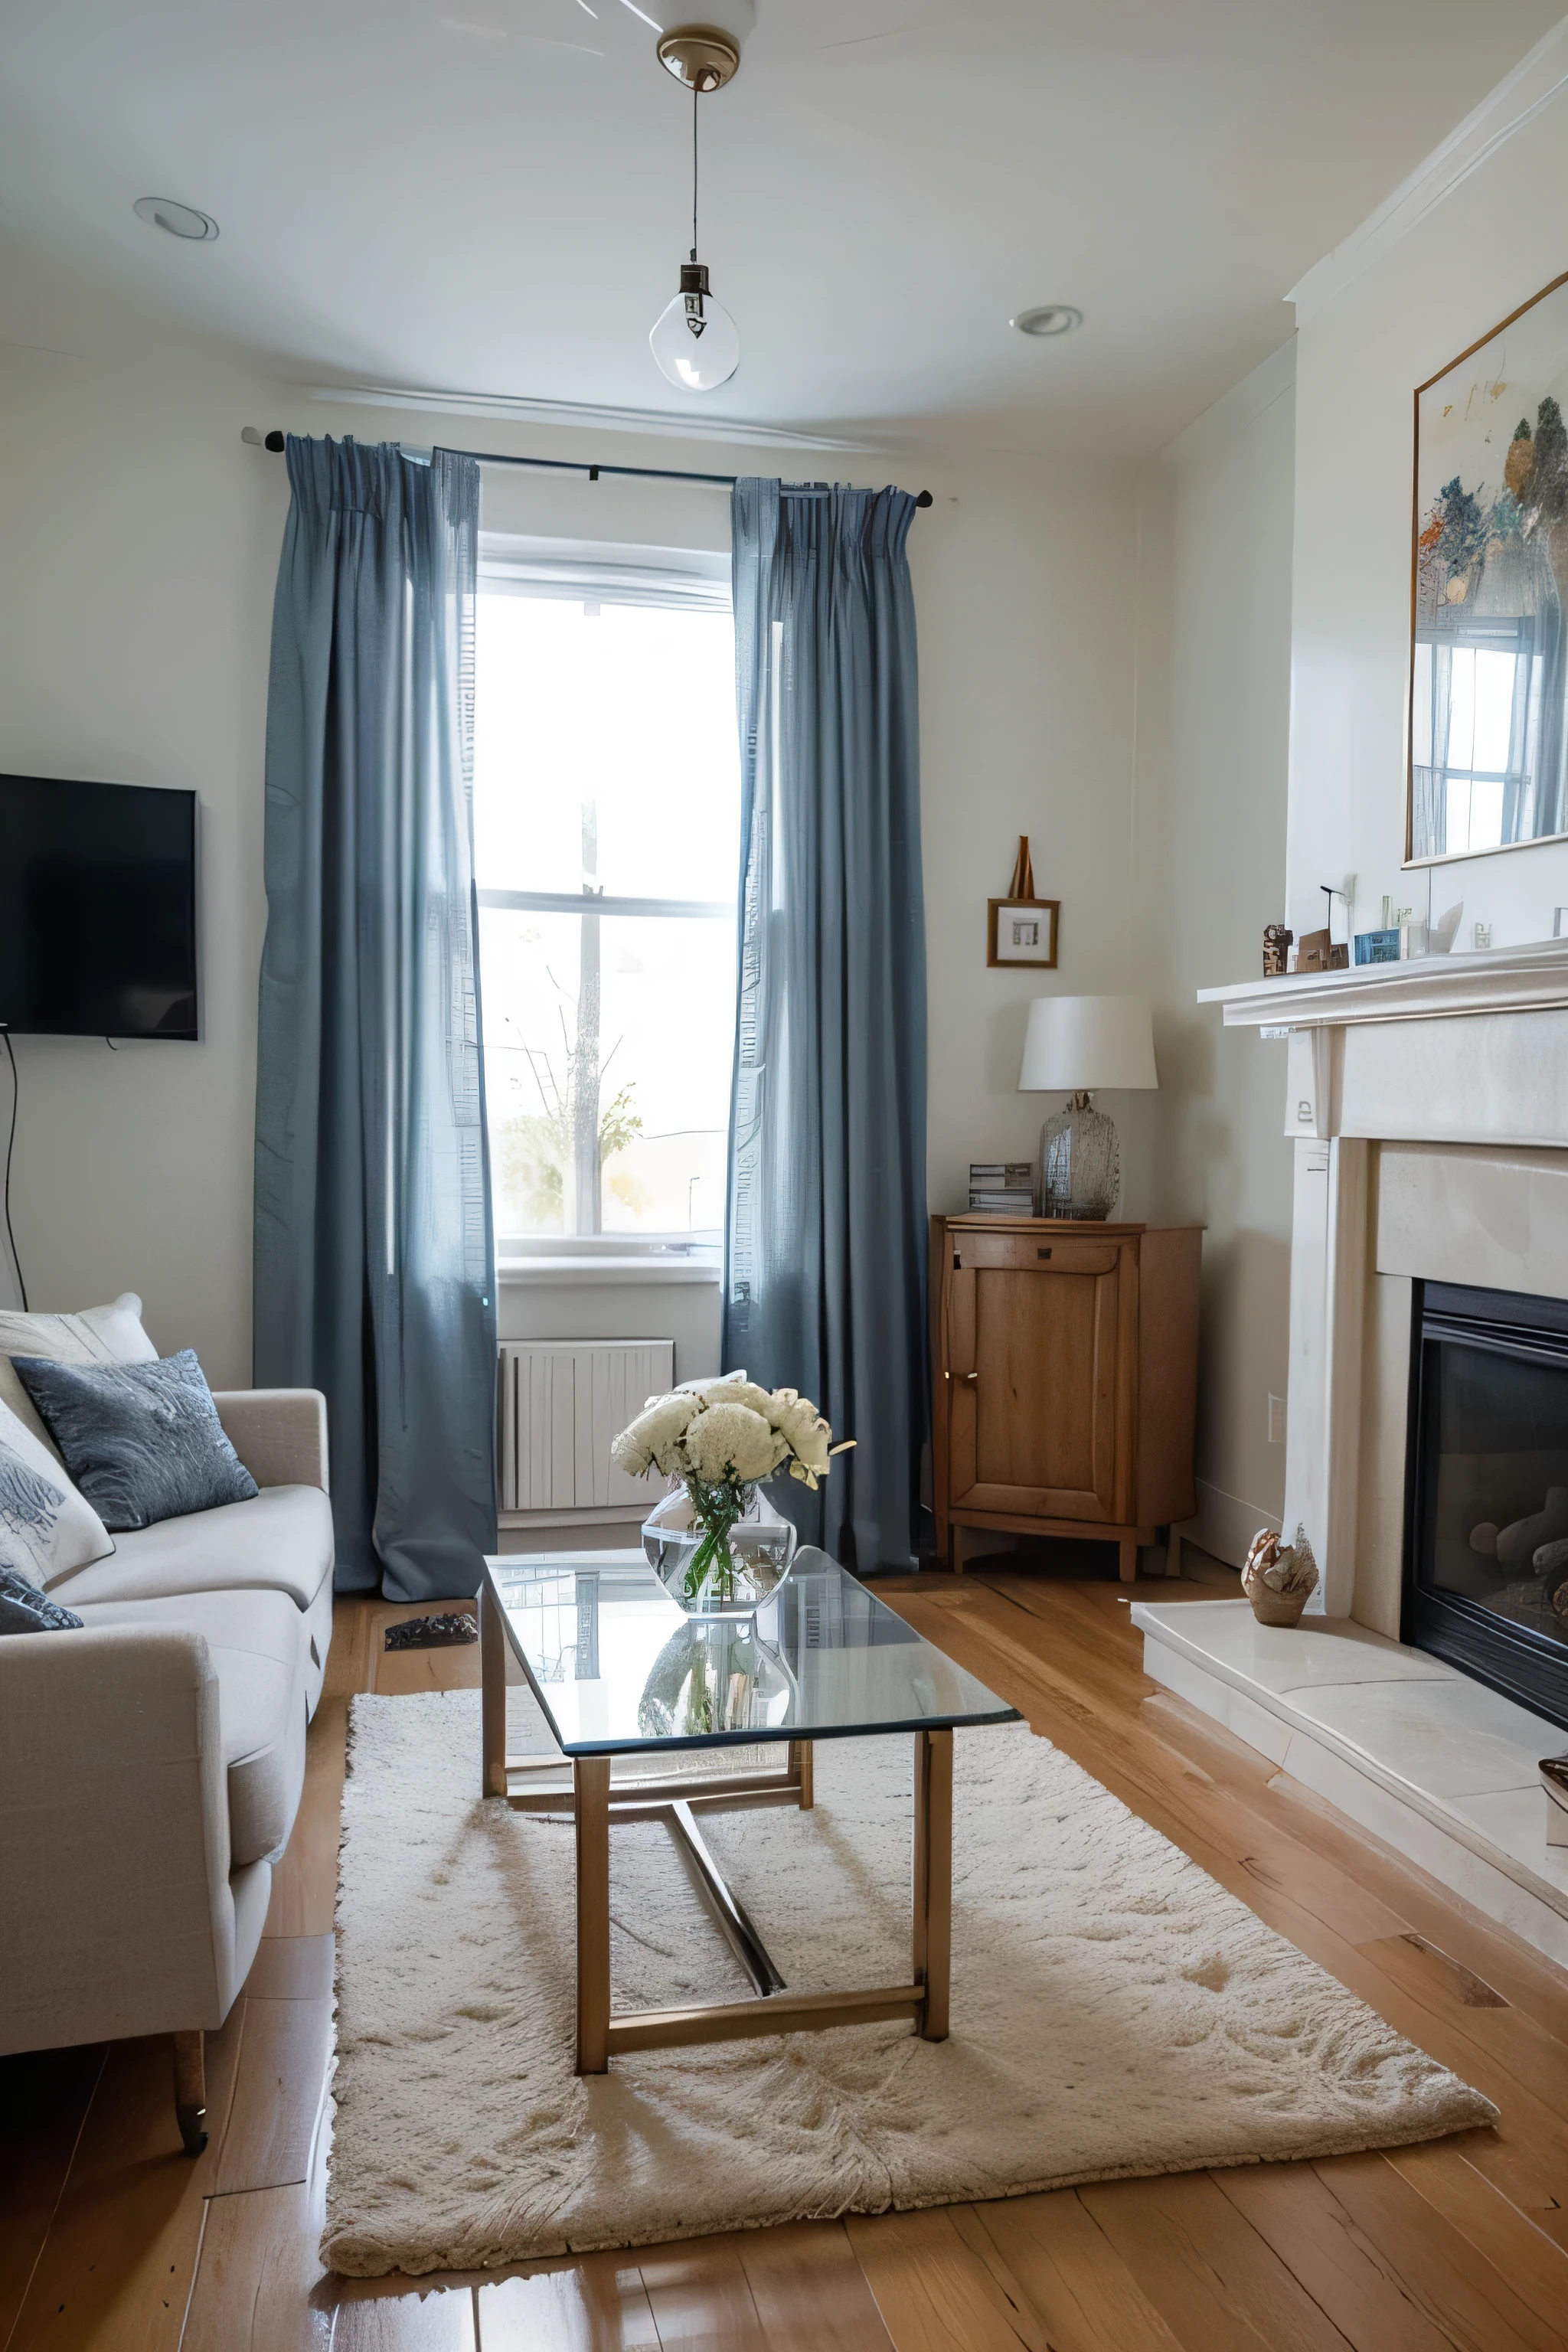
[724,479,928,1572]
[254,436,496,1600]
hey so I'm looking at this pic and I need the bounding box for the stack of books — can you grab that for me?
[969,1161,1035,1215]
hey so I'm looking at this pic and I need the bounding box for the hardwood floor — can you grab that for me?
[7,1566,1568,2349]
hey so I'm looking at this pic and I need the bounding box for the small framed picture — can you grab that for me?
[988,897,1059,969]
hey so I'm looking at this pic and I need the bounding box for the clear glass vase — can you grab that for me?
[642,1486,797,1615]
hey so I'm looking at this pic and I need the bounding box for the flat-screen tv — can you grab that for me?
[0,775,198,1040]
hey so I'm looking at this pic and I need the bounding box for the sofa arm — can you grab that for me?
[0,1625,234,2055]
[213,1388,329,1492]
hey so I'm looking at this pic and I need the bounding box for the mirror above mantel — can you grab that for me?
[1410,271,1568,867]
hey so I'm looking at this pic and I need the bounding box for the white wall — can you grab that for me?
[1131,345,1298,1557]
[0,332,1145,1382]
[1287,39,1568,953]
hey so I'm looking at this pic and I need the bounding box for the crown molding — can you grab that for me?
[302,381,875,454]
[1288,17,1568,323]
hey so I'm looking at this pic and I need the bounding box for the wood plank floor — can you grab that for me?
[7,1564,1568,2350]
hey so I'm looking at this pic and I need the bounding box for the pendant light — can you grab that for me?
[648,28,740,392]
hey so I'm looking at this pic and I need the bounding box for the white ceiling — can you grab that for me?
[0,0,1561,459]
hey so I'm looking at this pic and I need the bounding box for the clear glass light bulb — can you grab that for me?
[649,259,740,391]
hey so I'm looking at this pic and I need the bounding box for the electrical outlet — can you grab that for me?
[1267,1393,1286,1446]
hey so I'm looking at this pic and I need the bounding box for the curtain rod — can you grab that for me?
[250,429,933,507]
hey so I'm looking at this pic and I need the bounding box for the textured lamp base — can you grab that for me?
[1037,1091,1119,1220]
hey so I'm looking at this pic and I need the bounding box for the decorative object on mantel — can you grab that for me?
[1263,923,1293,977]
[988,836,1059,969]
[1295,928,1349,974]
[1018,995,1158,1218]
[1358,897,1428,960]
[1242,1524,1319,1627]
[1411,270,1568,865]
[1540,1754,1568,1847]
[612,1371,851,1613]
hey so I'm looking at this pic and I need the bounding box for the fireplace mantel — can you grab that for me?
[1126,945,1568,1967]
[1198,936,1568,1031]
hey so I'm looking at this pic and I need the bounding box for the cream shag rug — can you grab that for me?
[325,1687,1494,2276]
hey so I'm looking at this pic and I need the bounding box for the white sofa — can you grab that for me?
[0,1386,333,2154]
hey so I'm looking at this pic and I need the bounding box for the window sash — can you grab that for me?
[477,888,731,920]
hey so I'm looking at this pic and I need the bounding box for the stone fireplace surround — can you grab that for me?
[1135,942,1568,1965]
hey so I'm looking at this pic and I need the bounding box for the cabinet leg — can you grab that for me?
[1165,1528,1183,1579]
[1118,1537,1138,1584]
[951,1524,965,1576]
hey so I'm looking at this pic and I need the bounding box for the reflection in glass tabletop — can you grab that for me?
[483,1547,1020,1756]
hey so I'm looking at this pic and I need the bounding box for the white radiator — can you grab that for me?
[497,1339,674,1514]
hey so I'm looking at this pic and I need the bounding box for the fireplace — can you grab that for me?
[1405,1278,1568,1732]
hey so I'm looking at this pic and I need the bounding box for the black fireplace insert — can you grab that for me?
[1404,1279,1568,1732]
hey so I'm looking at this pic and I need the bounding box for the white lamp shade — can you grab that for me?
[1018,995,1158,1093]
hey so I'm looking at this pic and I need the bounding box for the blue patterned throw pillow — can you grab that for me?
[0,1393,116,1589]
[0,1565,83,1634]
[11,1349,260,1533]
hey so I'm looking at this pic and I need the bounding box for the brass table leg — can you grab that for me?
[913,1727,952,2042]
[789,1737,815,1811]
[575,1756,612,2075]
[481,1579,508,1798]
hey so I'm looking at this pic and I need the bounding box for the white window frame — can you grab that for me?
[475,535,735,1277]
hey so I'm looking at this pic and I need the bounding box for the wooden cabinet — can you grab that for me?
[930,1215,1201,1581]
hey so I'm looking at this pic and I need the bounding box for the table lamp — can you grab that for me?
[1018,995,1159,1220]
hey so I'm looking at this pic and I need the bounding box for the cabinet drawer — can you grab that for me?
[951,1233,1120,1276]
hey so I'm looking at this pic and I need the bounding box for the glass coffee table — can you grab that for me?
[480,1548,1020,2074]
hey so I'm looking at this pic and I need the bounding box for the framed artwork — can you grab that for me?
[1410,271,1568,865]
[988,897,1058,968]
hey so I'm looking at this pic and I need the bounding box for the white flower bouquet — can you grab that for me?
[611,1371,853,1606]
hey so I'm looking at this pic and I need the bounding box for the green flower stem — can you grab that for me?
[681,1475,755,1603]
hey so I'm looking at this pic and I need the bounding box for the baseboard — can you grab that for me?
[1178,1478,1279,1570]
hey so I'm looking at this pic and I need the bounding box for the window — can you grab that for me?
[474,538,739,1253]
[1412,618,1547,858]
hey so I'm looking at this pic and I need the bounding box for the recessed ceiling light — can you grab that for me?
[133,197,219,241]
[1011,305,1082,338]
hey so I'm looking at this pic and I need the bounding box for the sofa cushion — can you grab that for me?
[0,1293,156,1462]
[70,1589,308,1868]
[49,1483,334,1615]
[0,1394,115,1589]
[13,1351,260,1534]
[0,1566,83,1633]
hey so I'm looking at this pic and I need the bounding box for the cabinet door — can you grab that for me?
[945,1241,1133,1523]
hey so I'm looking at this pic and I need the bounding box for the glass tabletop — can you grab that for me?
[483,1548,1021,1756]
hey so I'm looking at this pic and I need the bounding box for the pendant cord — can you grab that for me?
[691,85,698,261]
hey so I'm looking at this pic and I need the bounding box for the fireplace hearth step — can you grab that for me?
[1134,1597,1568,1971]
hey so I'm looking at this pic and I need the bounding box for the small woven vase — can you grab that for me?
[1246,1586,1309,1628]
